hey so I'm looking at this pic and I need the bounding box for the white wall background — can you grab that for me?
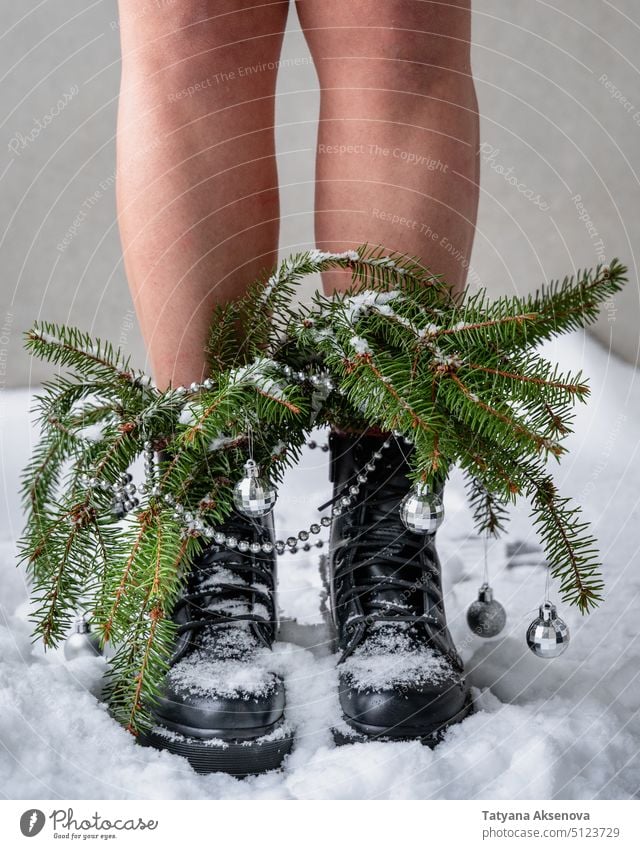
[1,0,638,387]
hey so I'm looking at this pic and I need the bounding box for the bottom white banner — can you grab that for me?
[1,800,638,848]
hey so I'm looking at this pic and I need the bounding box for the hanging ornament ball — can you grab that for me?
[64,615,103,661]
[399,482,444,534]
[526,601,570,658]
[233,459,278,517]
[467,583,507,638]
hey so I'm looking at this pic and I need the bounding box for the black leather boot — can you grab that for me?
[138,512,293,776]
[328,432,472,742]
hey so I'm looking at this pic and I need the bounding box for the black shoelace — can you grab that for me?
[171,518,276,663]
[334,474,443,630]
[332,468,461,667]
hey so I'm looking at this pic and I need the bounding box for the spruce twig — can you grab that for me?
[19,247,627,730]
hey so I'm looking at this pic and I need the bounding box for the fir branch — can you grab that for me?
[207,300,242,371]
[465,475,510,537]
[19,246,627,734]
[531,478,603,612]
[448,371,563,458]
[463,361,588,397]
[102,513,151,642]
[102,518,193,732]
[25,322,134,383]
[519,260,626,348]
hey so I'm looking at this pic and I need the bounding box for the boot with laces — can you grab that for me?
[138,512,293,776]
[328,432,472,743]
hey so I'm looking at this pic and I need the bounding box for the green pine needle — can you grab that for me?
[19,247,627,731]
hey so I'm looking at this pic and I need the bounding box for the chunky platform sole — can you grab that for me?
[333,693,474,748]
[138,722,294,777]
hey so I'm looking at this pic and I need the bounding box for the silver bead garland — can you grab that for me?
[151,433,402,554]
[80,430,411,554]
[142,440,156,493]
[79,363,419,556]
[75,375,577,656]
[170,367,334,402]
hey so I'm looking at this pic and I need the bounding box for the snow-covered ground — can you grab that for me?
[1,332,639,799]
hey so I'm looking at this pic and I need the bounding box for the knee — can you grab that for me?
[300,0,472,93]
[118,1,288,76]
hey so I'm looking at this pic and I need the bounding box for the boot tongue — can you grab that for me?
[350,462,423,615]
[186,522,270,645]
[332,432,425,617]
[360,561,423,614]
[353,508,424,616]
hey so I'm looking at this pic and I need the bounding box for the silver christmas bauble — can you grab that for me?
[399,483,444,534]
[526,602,570,658]
[233,459,277,517]
[467,584,507,637]
[64,616,102,661]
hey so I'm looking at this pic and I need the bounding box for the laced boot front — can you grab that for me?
[328,432,471,741]
[139,512,293,775]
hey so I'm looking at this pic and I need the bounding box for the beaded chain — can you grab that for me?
[80,371,416,556]
[82,429,414,556]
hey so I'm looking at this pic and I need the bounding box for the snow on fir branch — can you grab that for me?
[19,245,626,732]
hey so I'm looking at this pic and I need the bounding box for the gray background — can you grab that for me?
[1,0,638,387]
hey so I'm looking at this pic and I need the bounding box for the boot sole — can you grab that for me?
[333,693,474,748]
[138,721,294,777]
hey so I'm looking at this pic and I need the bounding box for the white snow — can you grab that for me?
[350,336,372,356]
[342,290,401,324]
[1,331,639,798]
[340,624,454,691]
[307,249,359,264]
[261,250,359,304]
[418,323,440,337]
[74,421,109,443]
[208,434,236,452]
[162,565,276,700]
[178,403,201,427]
[341,290,431,339]
[168,627,278,700]
[228,357,287,401]
[261,273,279,302]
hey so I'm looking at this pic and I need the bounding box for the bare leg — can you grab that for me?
[116,1,289,388]
[296,0,479,294]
